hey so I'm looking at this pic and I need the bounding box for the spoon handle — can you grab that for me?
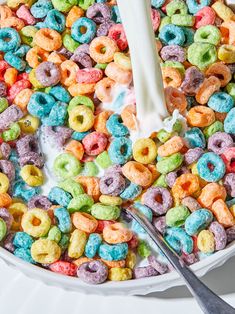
[125,208,235,314]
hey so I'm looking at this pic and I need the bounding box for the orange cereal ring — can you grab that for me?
[205,62,232,87]
[4,67,18,87]
[76,176,101,202]
[66,6,84,28]
[72,212,98,233]
[95,77,115,102]
[105,62,132,85]
[0,193,12,208]
[94,110,113,135]
[197,183,226,209]
[74,257,93,268]
[103,222,133,244]
[65,140,84,160]
[0,5,13,20]
[187,106,215,127]
[195,76,221,104]
[34,28,62,52]
[89,36,119,63]
[101,259,126,269]
[215,112,227,122]
[14,88,34,113]
[68,83,96,96]
[162,67,182,88]
[121,104,137,130]
[158,136,185,157]
[211,199,235,228]
[164,86,187,115]
[47,52,67,65]
[172,173,200,199]
[0,17,24,31]
[220,21,235,45]
[60,60,79,87]
[147,164,160,182]
[122,161,153,187]
[26,46,49,68]
[156,39,162,52]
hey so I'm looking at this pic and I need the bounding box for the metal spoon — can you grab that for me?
[124,207,235,314]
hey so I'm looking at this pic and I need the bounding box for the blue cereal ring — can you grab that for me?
[208,92,234,113]
[159,24,185,46]
[30,0,53,18]
[42,102,68,126]
[120,182,142,201]
[13,232,33,249]
[72,131,91,141]
[182,27,194,47]
[98,243,128,261]
[48,85,71,103]
[186,0,211,14]
[184,127,206,148]
[224,108,235,134]
[14,247,36,264]
[197,152,225,182]
[106,114,129,137]
[165,227,193,254]
[4,52,26,71]
[0,27,20,52]
[48,187,72,207]
[108,137,132,164]
[111,6,121,23]
[54,207,72,233]
[151,0,165,8]
[71,17,96,44]
[14,45,30,57]
[185,209,213,236]
[132,203,153,234]
[12,181,40,202]
[45,9,66,33]
[27,92,55,118]
[85,233,102,258]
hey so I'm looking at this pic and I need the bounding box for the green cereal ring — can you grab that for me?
[62,33,80,53]
[157,129,172,143]
[157,153,183,174]
[203,121,224,139]
[95,63,108,70]
[166,0,188,17]
[226,83,235,100]
[96,151,112,169]
[58,178,84,197]
[20,26,37,47]
[68,96,95,112]
[78,0,95,10]
[153,174,168,188]
[59,234,69,251]
[171,14,195,27]
[166,206,190,227]
[2,123,21,142]
[53,153,82,179]
[159,16,171,32]
[51,0,77,12]
[137,240,151,258]
[47,226,62,243]
[0,98,8,113]
[0,218,7,241]
[83,161,99,176]
[194,25,221,45]
[162,61,185,75]
[187,43,217,70]
[91,203,120,220]
[68,194,94,213]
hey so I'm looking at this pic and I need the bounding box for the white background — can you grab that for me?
[1,256,235,314]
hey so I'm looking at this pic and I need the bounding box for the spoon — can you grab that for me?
[125,206,235,314]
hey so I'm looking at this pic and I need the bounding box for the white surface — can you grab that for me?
[1,256,235,314]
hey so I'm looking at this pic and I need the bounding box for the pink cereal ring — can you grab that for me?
[49,261,77,276]
[76,68,103,84]
[108,24,128,51]
[195,7,216,29]
[151,9,161,32]
[16,5,36,25]
[105,62,132,85]
[82,131,108,156]
[7,79,31,103]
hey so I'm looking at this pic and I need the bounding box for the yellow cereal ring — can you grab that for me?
[68,105,95,132]
[133,138,158,164]
[218,45,235,64]
[197,230,215,254]
[21,208,51,237]
[0,173,9,194]
[99,195,122,206]
[211,2,235,21]
[68,229,88,258]
[125,250,137,269]
[31,238,61,264]
[108,267,132,281]
[8,202,27,231]
[114,52,132,70]
[18,115,40,134]
[20,165,44,187]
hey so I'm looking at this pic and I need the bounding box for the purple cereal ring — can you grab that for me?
[3,232,15,253]
[19,152,44,168]
[209,221,227,251]
[86,3,111,23]
[207,132,233,155]
[56,47,73,59]
[16,135,38,157]
[181,66,204,96]
[43,126,73,147]
[160,45,186,62]
[97,19,115,37]
[152,216,166,234]
[0,160,15,181]
[184,147,204,165]
[223,173,235,197]
[99,172,126,196]
[226,226,235,244]
[166,167,189,188]
[181,196,201,212]
[133,265,158,279]
[181,253,199,265]
[0,143,11,159]
[35,61,61,87]
[147,255,169,274]
[143,187,173,215]
[105,164,123,175]
[78,260,108,284]
[0,105,23,130]
[0,81,7,97]
[0,207,13,230]
[28,195,52,210]
[71,44,93,68]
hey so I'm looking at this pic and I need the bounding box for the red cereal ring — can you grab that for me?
[0,60,10,80]
[7,79,31,103]
[76,68,103,84]
[95,220,115,233]
[49,261,77,276]
[108,24,128,51]
[82,131,108,156]
[221,147,235,173]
